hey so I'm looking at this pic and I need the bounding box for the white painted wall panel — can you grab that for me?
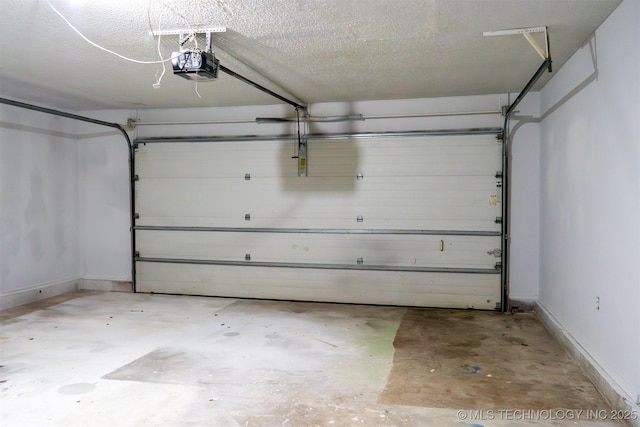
[538,0,639,407]
[0,104,80,294]
[507,92,540,301]
[77,126,132,281]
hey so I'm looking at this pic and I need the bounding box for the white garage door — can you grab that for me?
[133,131,503,309]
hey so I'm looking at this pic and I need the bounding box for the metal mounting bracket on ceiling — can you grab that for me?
[149,28,227,36]
[483,26,552,71]
[149,27,227,53]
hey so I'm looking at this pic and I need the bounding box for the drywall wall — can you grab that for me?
[539,0,640,407]
[75,111,133,282]
[80,93,540,301]
[507,92,541,303]
[0,104,80,295]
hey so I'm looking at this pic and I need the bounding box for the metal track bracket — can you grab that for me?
[298,137,308,177]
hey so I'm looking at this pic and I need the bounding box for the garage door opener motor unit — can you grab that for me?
[171,49,219,81]
[168,29,222,81]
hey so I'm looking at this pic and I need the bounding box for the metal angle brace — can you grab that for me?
[483,26,551,70]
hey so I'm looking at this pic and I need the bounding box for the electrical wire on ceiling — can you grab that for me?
[46,0,176,65]
[47,0,307,114]
[152,12,167,88]
[48,0,205,96]
[147,0,198,89]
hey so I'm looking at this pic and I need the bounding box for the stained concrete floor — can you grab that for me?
[0,291,620,427]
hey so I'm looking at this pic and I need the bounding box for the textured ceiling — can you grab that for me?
[0,0,621,111]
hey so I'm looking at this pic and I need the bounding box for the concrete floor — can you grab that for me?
[0,291,620,426]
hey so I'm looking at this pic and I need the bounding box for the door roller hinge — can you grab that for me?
[487,248,502,257]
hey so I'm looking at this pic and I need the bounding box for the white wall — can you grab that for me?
[508,93,541,302]
[0,104,80,294]
[539,0,640,406]
[75,112,133,281]
[81,93,540,302]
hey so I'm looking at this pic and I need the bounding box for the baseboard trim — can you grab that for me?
[78,279,133,293]
[0,279,79,311]
[535,301,640,427]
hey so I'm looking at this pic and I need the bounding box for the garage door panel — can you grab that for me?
[134,132,503,309]
[136,142,298,178]
[136,176,501,226]
[307,137,501,177]
[136,230,501,268]
[136,210,500,229]
[135,157,284,179]
[136,263,500,309]
[135,137,501,179]
[136,176,499,198]
[309,155,500,177]
[136,189,499,217]
[137,216,501,231]
[136,211,500,230]
[136,175,499,191]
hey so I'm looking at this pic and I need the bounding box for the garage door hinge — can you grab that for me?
[495,217,502,224]
[245,173,251,181]
[357,257,364,265]
[495,171,503,178]
[487,248,502,257]
[134,251,140,259]
[134,213,140,219]
[357,216,364,223]
[245,254,251,261]
[133,175,139,181]
[495,262,502,271]
[245,214,251,221]
[133,142,139,150]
